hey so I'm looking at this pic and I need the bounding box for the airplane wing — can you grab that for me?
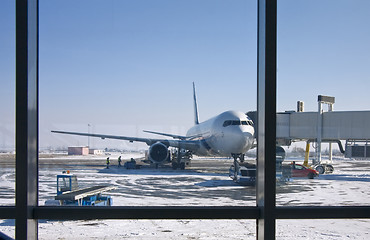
[142,130,202,140]
[143,130,188,140]
[51,130,200,151]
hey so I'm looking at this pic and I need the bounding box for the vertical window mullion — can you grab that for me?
[15,0,39,239]
[257,0,277,239]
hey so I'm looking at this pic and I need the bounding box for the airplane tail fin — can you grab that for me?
[193,82,199,125]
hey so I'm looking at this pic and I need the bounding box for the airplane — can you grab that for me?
[51,83,255,170]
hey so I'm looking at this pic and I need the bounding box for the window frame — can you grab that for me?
[0,0,369,239]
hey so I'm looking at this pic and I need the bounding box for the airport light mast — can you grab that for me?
[88,124,91,149]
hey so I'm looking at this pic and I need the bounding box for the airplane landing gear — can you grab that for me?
[171,148,191,170]
[171,161,185,170]
[231,153,244,181]
[231,153,245,162]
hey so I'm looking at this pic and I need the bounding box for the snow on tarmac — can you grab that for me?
[0,153,369,239]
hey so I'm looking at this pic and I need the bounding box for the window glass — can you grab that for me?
[0,1,15,238]
[5,1,369,239]
[38,0,258,213]
[277,0,370,206]
[38,220,256,239]
[0,1,15,208]
[0,219,14,239]
[277,219,370,239]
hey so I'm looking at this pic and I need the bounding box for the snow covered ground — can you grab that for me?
[0,153,369,239]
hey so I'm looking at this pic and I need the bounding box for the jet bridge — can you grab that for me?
[275,110,370,173]
[247,95,370,173]
[277,110,370,141]
[249,110,370,144]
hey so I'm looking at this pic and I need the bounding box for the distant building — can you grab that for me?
[68,146,89,155]
[89,149,103,155]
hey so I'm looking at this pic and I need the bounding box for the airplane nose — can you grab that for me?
[224,127,253,153]
[241,131,253,145]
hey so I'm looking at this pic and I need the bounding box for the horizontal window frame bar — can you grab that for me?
[0,207,15,219]
[34,206,259,220]
[1,206,370,220]
[276,206,370,219]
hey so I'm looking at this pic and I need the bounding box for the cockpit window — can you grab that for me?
[223,120,232,127]
[232,120,240,125]
[223,120,254,127]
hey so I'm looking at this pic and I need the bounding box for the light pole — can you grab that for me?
[88,124,91,149]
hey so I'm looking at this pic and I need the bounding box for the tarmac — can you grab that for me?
[1,153,370,239]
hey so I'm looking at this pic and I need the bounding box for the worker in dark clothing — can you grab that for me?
[106,157,110,169]
[118,156,122,167]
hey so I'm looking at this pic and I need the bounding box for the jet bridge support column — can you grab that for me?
[316,101,323,165]
[315,95,335,166]
[328,104,334,163]
[303,141,310,167]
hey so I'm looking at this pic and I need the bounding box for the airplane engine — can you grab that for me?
[148,142,170,164]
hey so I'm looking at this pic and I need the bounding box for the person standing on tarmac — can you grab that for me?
[118,156,122,167]
[106,157,110,169]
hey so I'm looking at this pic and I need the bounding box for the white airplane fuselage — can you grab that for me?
[186,110,255,157]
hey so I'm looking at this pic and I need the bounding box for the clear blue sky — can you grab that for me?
[1,0,370,149]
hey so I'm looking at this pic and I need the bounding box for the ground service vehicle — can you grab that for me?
[52,172,116,206]
[229,164,256,185]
